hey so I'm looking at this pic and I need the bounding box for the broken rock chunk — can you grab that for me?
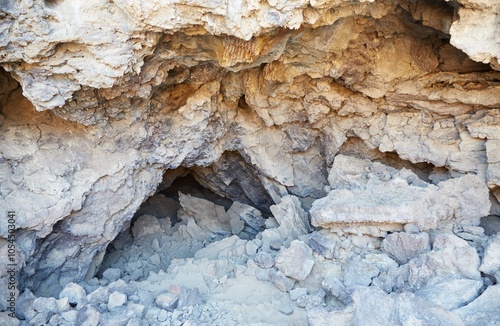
[381,232,430,264]
[311,155,490,233]
[275,240,315,281]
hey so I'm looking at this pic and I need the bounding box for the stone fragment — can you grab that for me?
[307,306,354,326]
[275,240,315,281]
[296,289,326,309]
[343,257,380,290]
[254,251,274,269]
[352,287,463,326]
[322,276,351,305]
[479,234,500,281]
[308,231,335,259]
[132,215,163,240]
[32,297,58,314]
[271,270,295,293]
[76,305,102,326]
[456,284,500,326]
[108,291,127,310]
[178,192,231,234]
[415,278,483,310]
[228,201,266,235]
[261,196,311,251]
[155,293,179,311]
[102,268,122,283]
[290,287,307,301]
[407,233,481,289]
[381,232,430,264]
[59,283,87,308]
[311,155,490,232]
[278,305,294,316]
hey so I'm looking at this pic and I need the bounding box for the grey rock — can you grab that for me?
[228,201,265,235]
[271,270,295,293]
[290,287,308,301]
[479,234,500,280]
[254,251,274,269]
[296,289,326,309]
[381,232,431,264]
[415,278,483,310]
[322,276,351,305]
[275,240,315,281]
[407,233,481,289]
[456,284,500,326]
[352,287,463,326]
[278,305,294,316]
[309,231,335,259]
[103,268,122,283]
[307,306,354,326]
[87,287,110,305]
[343,256,379,290]
[155,293,179,311]
[76,305,102,326]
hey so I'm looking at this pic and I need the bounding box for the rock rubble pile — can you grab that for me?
[5,157,500,325]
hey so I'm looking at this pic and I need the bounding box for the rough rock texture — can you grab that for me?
[1,0,500,324]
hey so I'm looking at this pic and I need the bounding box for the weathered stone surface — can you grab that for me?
[132,215,163,239]
[352,287,463,326]
[456,285,500,326]
[381,232,431,264]
[479,234,500,280]
[311,155,490,233]
[415,278,483,310]
[407,234,482,289]
[275,240,315,281]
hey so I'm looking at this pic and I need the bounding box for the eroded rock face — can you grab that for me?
[0,0,499,317]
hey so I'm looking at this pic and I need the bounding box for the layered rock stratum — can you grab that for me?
[1,0,500,324]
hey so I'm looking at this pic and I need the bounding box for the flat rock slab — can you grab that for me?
[310,155,490,232]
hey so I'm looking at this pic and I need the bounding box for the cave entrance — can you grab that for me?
[97,152,272,283]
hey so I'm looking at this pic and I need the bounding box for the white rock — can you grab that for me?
[479,234,500,280]
[275,240,315,281]
[108,291,127,310]
[59,283,87,308]
[456,284,500,326]
[311,155,490,232]
[415,278,483,310]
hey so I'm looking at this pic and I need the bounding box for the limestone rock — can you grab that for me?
[456,285,500,326]
[415,278,483,310]
[311,155,490,233]
[275,240,315,281]
[108,291,127,310]
[132,215,163,239]
[479,234,500,281]
[178,193,231,235]
[381,232,431,264]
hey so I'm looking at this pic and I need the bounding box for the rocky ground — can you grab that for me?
[4,156,500,326]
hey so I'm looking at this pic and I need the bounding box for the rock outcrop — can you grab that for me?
[1,0,500,324]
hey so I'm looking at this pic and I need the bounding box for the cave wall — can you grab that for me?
[0,0,500,296]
